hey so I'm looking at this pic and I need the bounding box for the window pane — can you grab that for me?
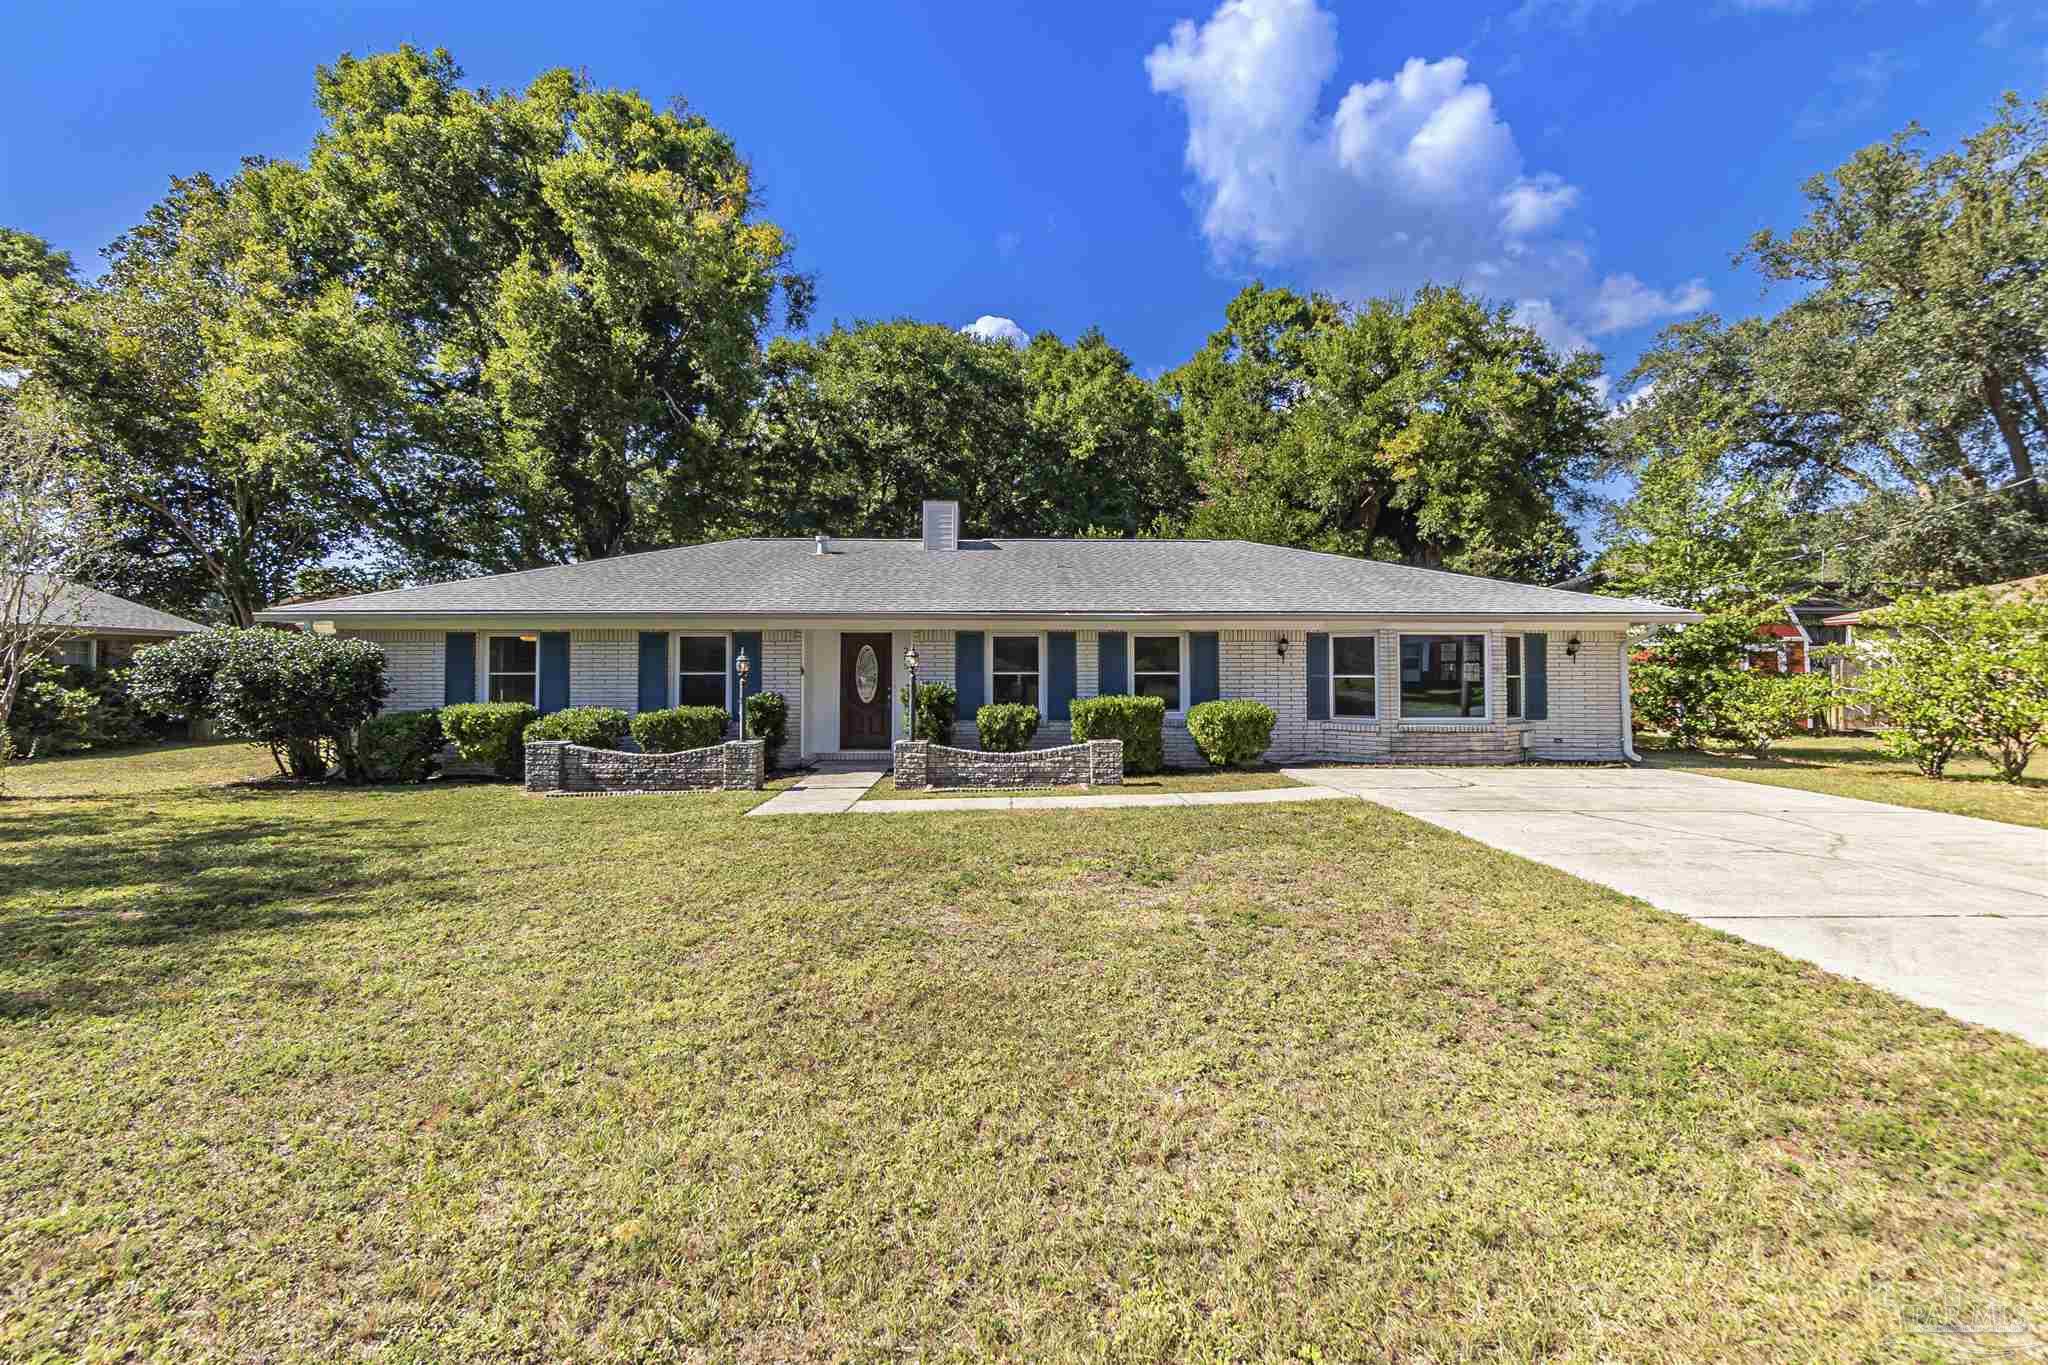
[1507,636,1521,677]
[490,636,537,673]
[1134,636,1179,673]
[58,639,93,669]
[992,636,1038,672]
[1134,673,1180,711]
[1400,634,1486,718]
[488,673,535,704]
[677,673,726,709]
[1508,678,1523,719]
[1333,636,1374,677]
[992,671,1038,705]
[677,636,723,673]
[1334,676,1376,718]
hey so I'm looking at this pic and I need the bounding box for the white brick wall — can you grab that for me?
[1520,630,1625,761]
[760,630,802,751]
[340,630,443,712]
[570,630,638,711]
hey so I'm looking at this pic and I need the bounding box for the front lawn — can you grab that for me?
[1639,733,2048,829]
[861,766,1305,801]
[2,745,2043,1360]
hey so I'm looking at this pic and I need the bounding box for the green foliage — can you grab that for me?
[631,706,728,754]
[974,703,1039,753]
[1614,95,2048,598]
[746,322,1190,538]
[5,662,95,758]
[899,681,957,745]
[523,706,631,749]
[440,702,540,780]
[1069,694,1167,775]
[358,709,445,784]
[743,691,789,769]
[1185,700,1278,768]
[1719,671,1836,758]
[1629,610,1779,750]
[1166,282,1600,579]
[1843,587,2048,781]
[131,628,388,779]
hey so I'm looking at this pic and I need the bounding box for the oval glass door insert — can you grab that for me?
[854,645,880,703]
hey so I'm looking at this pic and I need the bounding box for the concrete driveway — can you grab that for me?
[1281,764,2048,1045]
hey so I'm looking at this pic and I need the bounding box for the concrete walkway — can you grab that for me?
[1286,765,2048,1046]
[747,768,1355,817]
[745,766,887,816]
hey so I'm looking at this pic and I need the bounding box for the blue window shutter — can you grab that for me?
[444,633,475,705]
[1190,631,1220,706]
[1306,632,1330,721]
[538,632,571,714]
[731,631,763,716]
[1047,631,1077,721]
[1524,633,1548,721]
[637,632,668,712]
[1097,631,1127,694]
[954,631,985,710]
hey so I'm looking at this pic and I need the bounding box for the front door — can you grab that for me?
[839,633,893,750]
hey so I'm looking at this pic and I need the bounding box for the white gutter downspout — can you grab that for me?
[1620,638,1641,763]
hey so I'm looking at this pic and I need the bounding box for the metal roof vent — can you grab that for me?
[921,499,959,552]
[814,533,828,556]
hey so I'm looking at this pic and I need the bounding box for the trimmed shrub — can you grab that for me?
[441,701,540,779]
[1186,699,1278,768]
[131,628,388,780]
[1070,694,1166,775]
[359,709,445,783]
[899,681,957,745]
[524,706,630,749]
[632,705,728,754]
[975,703,1039,752]
[744,690,790,768]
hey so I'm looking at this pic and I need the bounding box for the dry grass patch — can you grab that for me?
[0,745,2043,1361]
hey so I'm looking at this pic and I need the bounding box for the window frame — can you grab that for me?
[1396,632,1490,724]
[56,637,98,672]
[484,632,541,707]
[1128,632,1188,716]
[1506,635,1523,720]
[986,632,1045,710]
[1329,633,1377,721]
[672,632,732,713]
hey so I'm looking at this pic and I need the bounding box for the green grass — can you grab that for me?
[2,739,277,799]
[1640,734,2048,829]
[2,746,2044,1360]
[862,766,1305,801]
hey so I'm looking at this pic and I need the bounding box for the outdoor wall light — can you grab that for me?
[1565,636,1581,658]
[1275,638,1289,659]
[735,648,751,738]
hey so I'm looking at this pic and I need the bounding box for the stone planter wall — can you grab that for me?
[525,739,764,795]
[893,738,1122,790]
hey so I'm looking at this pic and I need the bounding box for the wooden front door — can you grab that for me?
[838,633,893,750]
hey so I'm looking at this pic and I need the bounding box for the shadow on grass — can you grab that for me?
[0,795,457,1020]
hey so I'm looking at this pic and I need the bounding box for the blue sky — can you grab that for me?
[5,0,2041,396]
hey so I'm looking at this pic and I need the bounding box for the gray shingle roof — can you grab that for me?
[256,539,1694,622]
[38,579,209,635]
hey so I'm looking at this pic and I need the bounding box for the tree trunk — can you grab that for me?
[1981,369,2039,503]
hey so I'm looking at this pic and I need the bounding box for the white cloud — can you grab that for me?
[1513,297,1591,355]
[1147,0,1711,349]
[1588,273,1713,333]
[961,315,1028,347]
[1794,50,1905,135]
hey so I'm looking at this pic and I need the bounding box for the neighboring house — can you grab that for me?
[1821,573,2047,731]
[254,502,1700,765]
[37,580,209,670]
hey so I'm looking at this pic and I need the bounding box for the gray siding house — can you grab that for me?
[255,502,1697,765]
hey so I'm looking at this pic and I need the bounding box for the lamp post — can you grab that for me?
[903,643,920,740]
[735,647,751,739]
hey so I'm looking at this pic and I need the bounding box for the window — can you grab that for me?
[1132,635,1181,712]
[1332,635,1376,718]
[991,635,1040,706]
[56,638,95,671]
[676,635,728,710]
[487,635,538,704]
[1400,634,1486,719]
[1506,636,1523,719]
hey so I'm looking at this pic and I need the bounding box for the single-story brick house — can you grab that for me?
[39,580,209,670]
[254,502,1698,765]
